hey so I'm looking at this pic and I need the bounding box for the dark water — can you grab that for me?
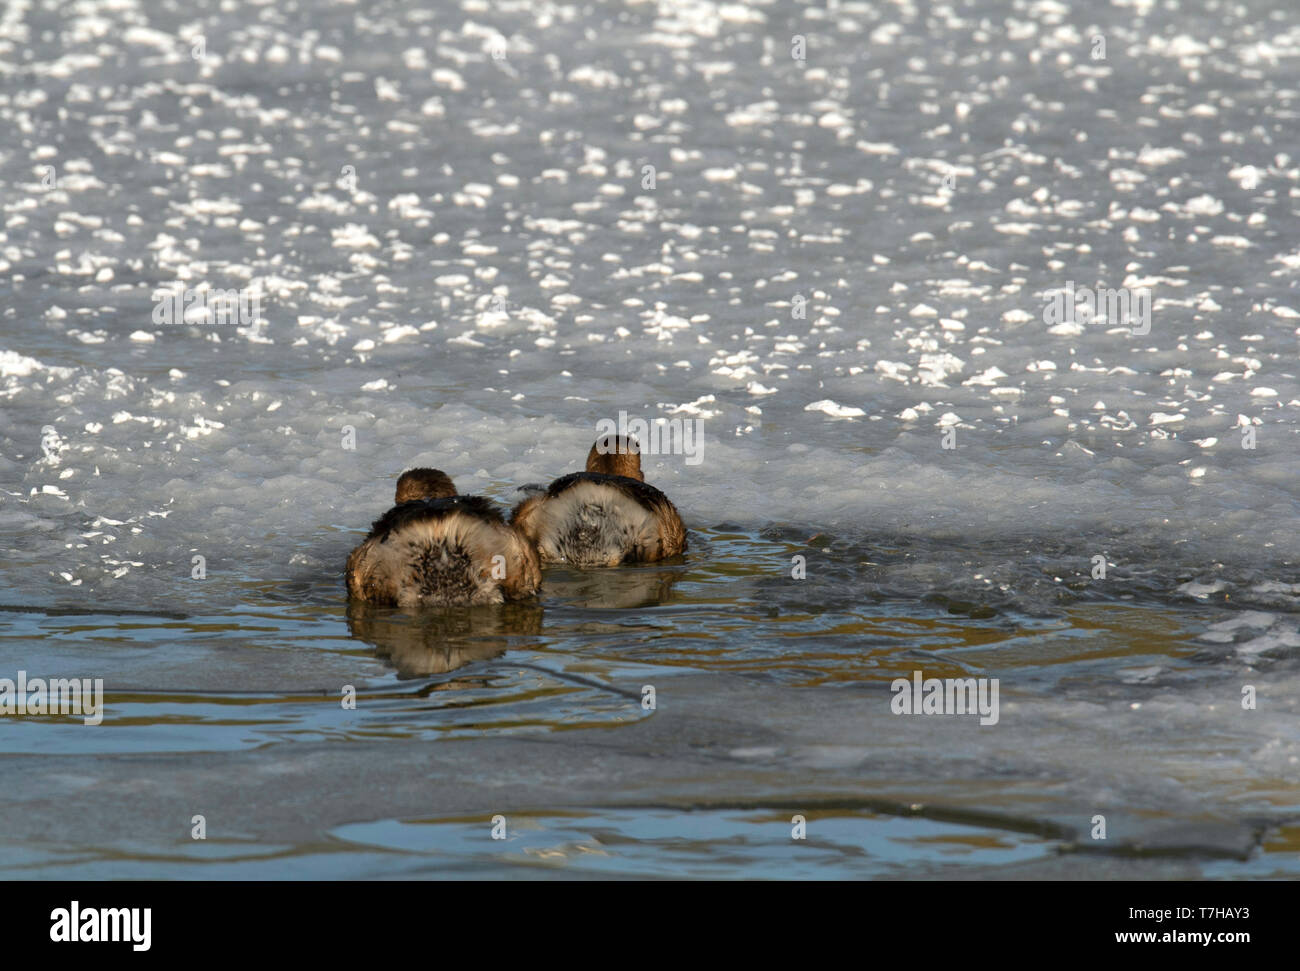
[3,527,1298,878]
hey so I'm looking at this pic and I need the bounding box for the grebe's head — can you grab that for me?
[394,468,457,503]
[586,435,643,481]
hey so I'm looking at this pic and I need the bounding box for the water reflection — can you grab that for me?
[346,601,543,678]
[540,564,683,609]
[345,564,683,676]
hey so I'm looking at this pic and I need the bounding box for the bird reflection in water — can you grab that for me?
[538,564,682,610]
[346,601,543,680]
[346,565,682,678]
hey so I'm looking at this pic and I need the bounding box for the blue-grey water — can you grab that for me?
[1,0,1298,878]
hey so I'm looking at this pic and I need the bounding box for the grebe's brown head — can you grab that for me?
[394,468,457,503]
[586,435,643,481]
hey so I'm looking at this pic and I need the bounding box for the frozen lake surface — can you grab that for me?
[1,0,1298,877]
